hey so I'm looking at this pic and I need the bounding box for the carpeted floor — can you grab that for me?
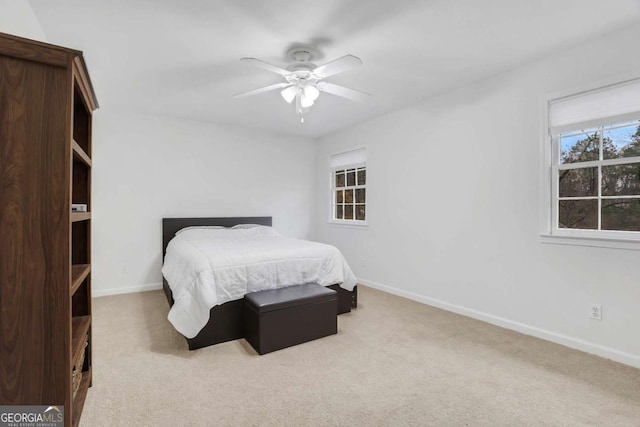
[80,286,640,426]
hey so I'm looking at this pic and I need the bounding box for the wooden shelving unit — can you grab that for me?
[0,31,98,427]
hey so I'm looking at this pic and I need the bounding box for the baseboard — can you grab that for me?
[357,277,640,370]
[93,282,163,298]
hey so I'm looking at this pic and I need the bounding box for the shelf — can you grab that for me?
[71,212,91,222]
[71,316,91,369]
[72,140,92,167]
[72,366,91,427]
[71,264,90,295]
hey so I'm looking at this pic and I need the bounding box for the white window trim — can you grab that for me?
[328,161,369,227]
[327,220,369,229]
[540,74,640,250]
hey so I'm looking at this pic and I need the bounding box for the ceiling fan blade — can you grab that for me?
[317,82,370,103]
[240,58,290,76]
[313,54,362,78]
[233,82,290,98]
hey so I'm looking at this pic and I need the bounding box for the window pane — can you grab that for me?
[603,123,640,160]
[336,205,343,220]
[346,169,356,186]
[355,188,366,203]
[336,190,344,203]
[558,167,598,197]
[558,200,597,229]
[602,163,640,196]
[344,205,354,220]
[602,199,640,231]
[344,189,354,203]
[560,131,599,164]
[355,204,366,221]
[335,171,345,188]
[357,168,366,185]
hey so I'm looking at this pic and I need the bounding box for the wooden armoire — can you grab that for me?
[0,32,98,426]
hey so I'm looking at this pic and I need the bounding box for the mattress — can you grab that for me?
[161,226,357,338]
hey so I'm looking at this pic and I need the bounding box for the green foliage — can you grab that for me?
[561,132,599,164]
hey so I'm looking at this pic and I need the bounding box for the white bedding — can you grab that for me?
[161,226,357,338]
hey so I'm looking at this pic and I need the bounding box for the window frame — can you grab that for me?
[540,75,640,250]
[329,161,368,227]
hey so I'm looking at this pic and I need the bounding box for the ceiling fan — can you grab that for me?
[234,48,370,123]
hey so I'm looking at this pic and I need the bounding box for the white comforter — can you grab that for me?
[162,226,357,338]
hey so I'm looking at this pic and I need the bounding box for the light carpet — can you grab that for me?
[80,285,640,426]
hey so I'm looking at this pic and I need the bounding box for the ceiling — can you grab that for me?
[30,0,640,138]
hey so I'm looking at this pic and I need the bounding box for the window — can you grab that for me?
[545,78,640,244]
[330,148,367,224]
[555,122,640,232]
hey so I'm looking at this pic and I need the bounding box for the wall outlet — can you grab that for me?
[121,264,129,275]
[590,304,603,321]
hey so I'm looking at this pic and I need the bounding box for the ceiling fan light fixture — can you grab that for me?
[303,85,320,101]
[280,86,297,103]
[300,94,314,108]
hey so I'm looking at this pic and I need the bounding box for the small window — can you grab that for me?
[329,148,367,224]
[332,166,366,222]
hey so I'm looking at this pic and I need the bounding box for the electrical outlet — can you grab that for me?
[121,264,128,275]
[590,304,603,321]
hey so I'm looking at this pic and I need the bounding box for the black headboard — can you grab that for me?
[162,216,272,259]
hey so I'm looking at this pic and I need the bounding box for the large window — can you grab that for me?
[546,78,640,242]
[555,122,640,232]
[329,148,367,224]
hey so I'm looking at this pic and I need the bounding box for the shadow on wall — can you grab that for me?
[145,252,164,285]
[410,69,522,116]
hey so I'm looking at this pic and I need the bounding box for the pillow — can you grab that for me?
[175,225,225,235]
[231,224,268,230]
[247,226,281,238]
[175,225,282,240]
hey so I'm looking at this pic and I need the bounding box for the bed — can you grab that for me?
[161,216,358,350]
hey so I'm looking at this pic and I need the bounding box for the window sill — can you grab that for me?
[540,233,640,251]
[327,220,369,230]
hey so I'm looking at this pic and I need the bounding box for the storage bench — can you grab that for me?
[244,284,337,355]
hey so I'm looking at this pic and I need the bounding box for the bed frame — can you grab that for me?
[162,216,358,350]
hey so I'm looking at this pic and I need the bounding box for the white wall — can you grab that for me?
[315,24,640,367]
[0,0,47,41]
[92,111,316,296]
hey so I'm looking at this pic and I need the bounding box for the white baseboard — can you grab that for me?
[357,277,640,370]
[93,282,163,298]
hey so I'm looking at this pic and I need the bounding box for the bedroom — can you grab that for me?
[1,0,639,425]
